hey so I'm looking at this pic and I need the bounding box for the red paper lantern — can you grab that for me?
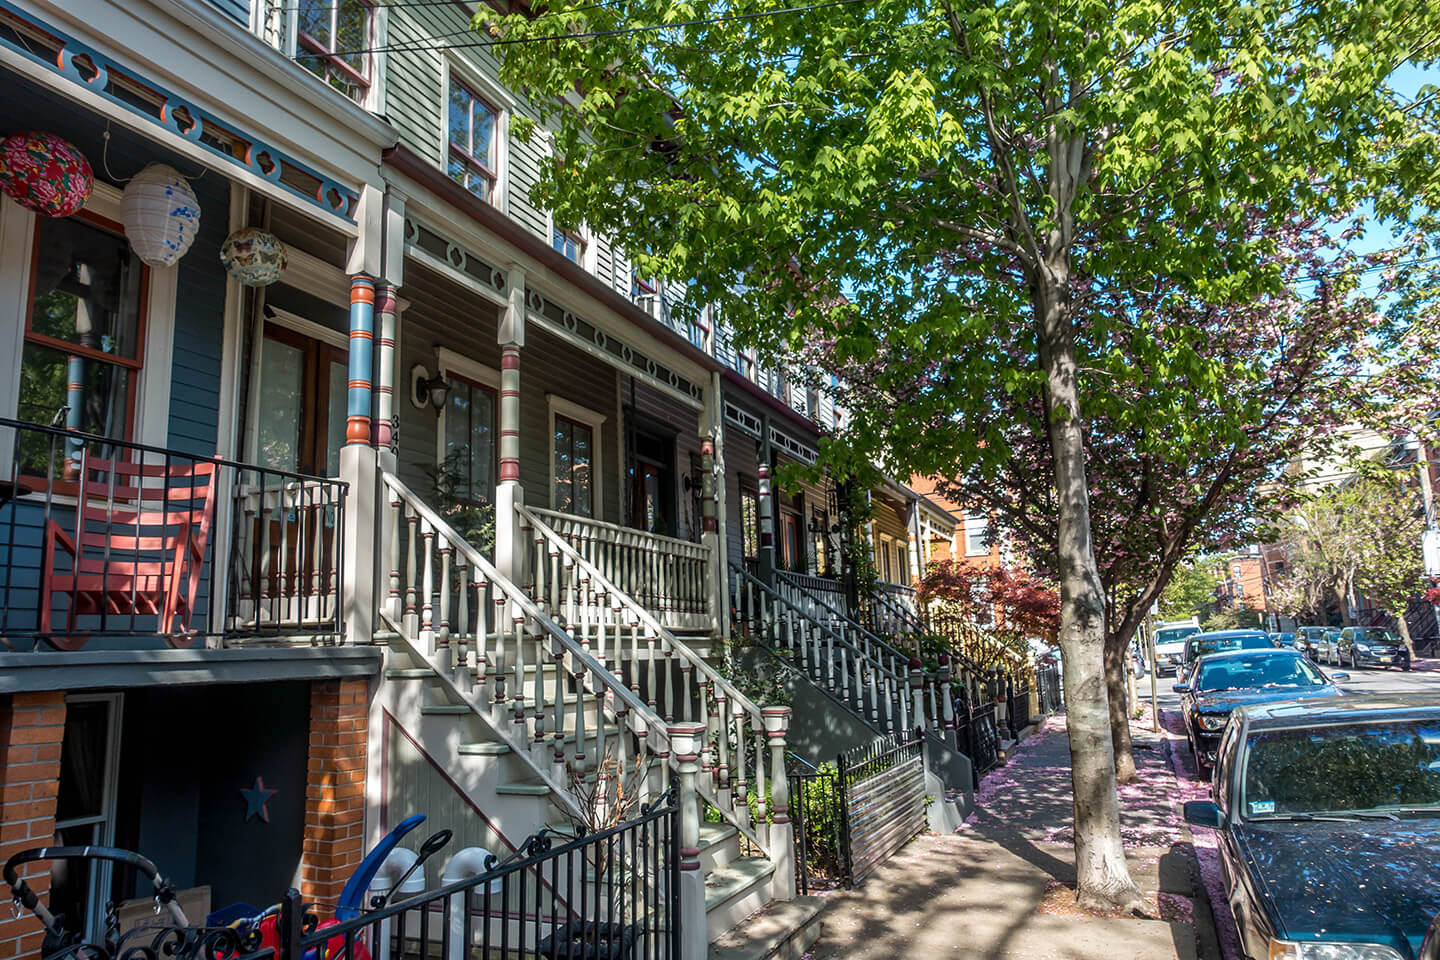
[0,131,93,217]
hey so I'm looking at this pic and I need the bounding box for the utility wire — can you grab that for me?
[293,0,871,60]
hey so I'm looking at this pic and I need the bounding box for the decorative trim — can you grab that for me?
[436,347,500,390]
[0,0,361,223]
[768,425,817,465]
[526,287,703,409]
[402,214,508,307]
[265,306,349,351]
[723,401,762,439]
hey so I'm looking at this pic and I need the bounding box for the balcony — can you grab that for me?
[0,418,347,651]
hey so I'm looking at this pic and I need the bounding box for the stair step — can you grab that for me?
[385,668,434,680]
[496,781,551,796]
[704,857,775,911]
[698,822,739,851]
[374,630,402,643]
[420,704,472,716]
[458,742,513,757]
[708,895,827,960]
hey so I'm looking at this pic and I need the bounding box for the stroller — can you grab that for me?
[3,845,190,959]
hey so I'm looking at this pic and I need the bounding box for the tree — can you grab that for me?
[1159,562,1219,623]
[488,0,1435,911]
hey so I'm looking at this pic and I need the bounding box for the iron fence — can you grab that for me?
[969,701,1001,782]
[1006,672,1032,735]
[24,793,681,960]
[0,417,346,648]
[837,728,926,885]
[1037,663,1064,714]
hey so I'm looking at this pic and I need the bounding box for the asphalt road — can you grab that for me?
[1330,659,1440,697]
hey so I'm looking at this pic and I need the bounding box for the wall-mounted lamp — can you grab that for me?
[410,364,452,411]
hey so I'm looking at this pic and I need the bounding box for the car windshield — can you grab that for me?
[1158,627,1198,646]
[1188,634,1267,658]
[1242,719,1440,819]
[1194,654,1326,692]
[1353,628,1398,644]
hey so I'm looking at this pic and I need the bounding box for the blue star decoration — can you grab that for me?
[240,777,278,823]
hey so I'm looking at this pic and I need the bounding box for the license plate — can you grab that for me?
[1380,656,1392,663]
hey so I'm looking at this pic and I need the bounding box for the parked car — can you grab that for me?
[1155,623,1201,677]
[1312,627,1344,663]
[1179,629,1275,682]
[1334,626,1412,671]
[1294,626,1330,659]
[1272,632,1296,650]
[1184,695,1440,960]
[1173,649,1346,773]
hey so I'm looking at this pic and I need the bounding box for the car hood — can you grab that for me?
[1192,686,1343,713]
[1237,819,1440,955]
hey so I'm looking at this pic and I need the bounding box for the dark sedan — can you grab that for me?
[1335,626,1412,672]
[1185,696,1440,960]
[1179,629,1288,682]
[1174,649,1346,773]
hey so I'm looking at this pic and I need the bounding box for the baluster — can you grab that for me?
[645,632,659,713]
[698,682,715,790]
[551,639,567,779]
[629,622,642,696]
[387,490,402,619]
[491,593,507,704]
[732,700,750,833]
[572,663,588,774]
[456,556,469,641]
[437,541,453,658]
[752,721,767,844]
[531,527,547,610]
[473,572,488,692]
[715,689,731,808]
[532,633,548,762]
[419,520,436,650]
[663,640,675,723]
[404,507,419,636]
[511,608,527,734]
[679,662,693,724]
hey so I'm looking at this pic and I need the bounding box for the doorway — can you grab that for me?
[255,323,348,478]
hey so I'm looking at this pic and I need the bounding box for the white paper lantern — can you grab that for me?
[121,163,200,267]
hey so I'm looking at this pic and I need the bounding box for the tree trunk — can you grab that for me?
[1104,631,1139,784]
[1034,272,1144,914]
[1395,611,1416,658]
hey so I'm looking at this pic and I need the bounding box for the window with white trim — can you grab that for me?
[965,514,989,557]
[549,396,604,518]
[553,227,585,264]
[296,0,373,103]
[448,77,500,202]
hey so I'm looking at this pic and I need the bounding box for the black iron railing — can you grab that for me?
[1036,663,1064,714]
[292,792,680,960]
[969,701,1001,781]
[837,728,926,885]
[0,417,346,648]
[787,754,846,895]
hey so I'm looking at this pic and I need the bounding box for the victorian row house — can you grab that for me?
[0,1,988,956]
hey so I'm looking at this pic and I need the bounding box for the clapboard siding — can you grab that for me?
[166,167,231,457]
[628,378,702,541]
[205,0,249,25]
[723,427,760,567]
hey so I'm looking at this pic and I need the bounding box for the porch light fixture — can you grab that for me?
[411,363,452,411]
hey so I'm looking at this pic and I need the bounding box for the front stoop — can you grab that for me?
[708,896,827,960]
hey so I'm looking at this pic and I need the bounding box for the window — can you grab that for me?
[782,512,803,572]
[448,78,499,201]
[442,374,496,506]
[19,214,145,477]
[965,515,989,557]
[740,481,760,560]
[553,228,584,263]
[811,508,830,576]
[553,415,594,516]
[297,0,372,103]
[51,695,122,943]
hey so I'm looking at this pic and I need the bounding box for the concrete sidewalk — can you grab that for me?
[805,715,1216,960]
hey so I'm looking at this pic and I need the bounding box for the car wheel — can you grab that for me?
[1350,650,1360,670]
[1402,659,1412,672]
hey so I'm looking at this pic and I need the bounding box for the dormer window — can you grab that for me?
[297,0,372,103]
[448,78,499,202]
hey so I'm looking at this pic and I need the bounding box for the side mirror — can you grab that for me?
[1183,800,1226,829]
[1172,683,1191,694]
[1331,672,1350,682]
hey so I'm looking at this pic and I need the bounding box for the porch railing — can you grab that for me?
[527,507,711,631]
[0,417,346,649]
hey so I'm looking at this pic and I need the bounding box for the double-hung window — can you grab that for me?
[552,415,594,517]
[443,374,496,506]
[965,515,989,557]
[553,228,584,264]
[19,213,145,477]
[297,0,372,103]
[740,481,760,561]
[448,78,499,202]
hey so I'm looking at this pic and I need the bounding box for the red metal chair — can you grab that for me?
[39,455,219,649]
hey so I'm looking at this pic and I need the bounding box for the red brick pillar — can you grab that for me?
[301,679,369,911]
[0,692,67,959]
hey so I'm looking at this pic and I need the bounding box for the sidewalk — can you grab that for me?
[805,713,1218,960]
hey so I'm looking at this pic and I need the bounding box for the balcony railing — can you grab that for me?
[528,507,711,631]
[0,418,346,649]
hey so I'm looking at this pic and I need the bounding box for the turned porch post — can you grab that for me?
[763,706,795,901]
[670,723,708,960]
[341,274,379,644]
[757,460,776,582]
[495,266,526,584]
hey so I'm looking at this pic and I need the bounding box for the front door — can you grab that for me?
[255,323,348,478]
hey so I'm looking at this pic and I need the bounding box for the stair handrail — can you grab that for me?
[730,560,909,688]
[774,570,920,668]
[517,503,778,859]
[517,503,766,732]
[868,584,985,675]
[379,471,672,757]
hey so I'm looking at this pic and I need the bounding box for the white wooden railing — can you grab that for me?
[517,504,780,853]
[528,507,711,631]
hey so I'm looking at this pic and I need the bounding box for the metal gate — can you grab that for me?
[838,728,926,884]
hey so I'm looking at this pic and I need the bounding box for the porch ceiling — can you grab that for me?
[0,647,382,693]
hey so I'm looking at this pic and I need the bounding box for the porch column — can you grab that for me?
[341,275,378,644]
[669,723,708,960]
[757,461,776,582]
[699,376,724,637]
[374,283,399,455]
[494,267,527,585]
[712,373,732,639]
[763,706,795,901]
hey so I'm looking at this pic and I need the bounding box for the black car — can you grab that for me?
[1178,629,1276,681]
[1334,626,1412,672]
[1174,648,1346,772]
[1185,696,1440,960]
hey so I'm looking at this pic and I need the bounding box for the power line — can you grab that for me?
[293,0,872,60]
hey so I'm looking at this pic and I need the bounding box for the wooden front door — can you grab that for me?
[255,323,348,478]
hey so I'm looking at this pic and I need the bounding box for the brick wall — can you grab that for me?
[0,691,67,959]
[300,679,369,911]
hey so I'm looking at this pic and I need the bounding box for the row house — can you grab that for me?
[0,0,994,956]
